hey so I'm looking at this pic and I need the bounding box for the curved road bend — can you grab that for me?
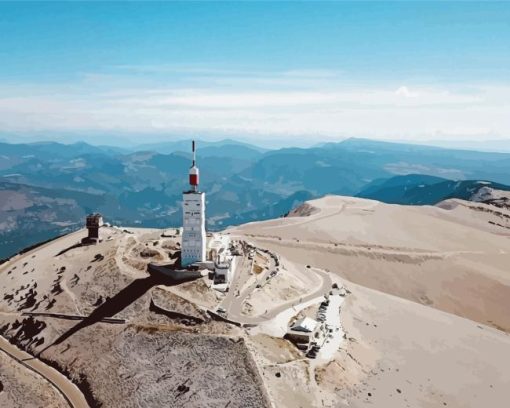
[0,230,90,407]
[0,336,89,408]
[226,266,332,325]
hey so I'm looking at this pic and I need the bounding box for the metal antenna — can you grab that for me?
[192,140,196,166]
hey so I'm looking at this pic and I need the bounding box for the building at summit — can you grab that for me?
[181,141,207,267]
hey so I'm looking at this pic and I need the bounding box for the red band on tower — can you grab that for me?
[189,140,199,191]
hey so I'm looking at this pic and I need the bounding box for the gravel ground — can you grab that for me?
[39,324,270,408]
[0,350,67,408]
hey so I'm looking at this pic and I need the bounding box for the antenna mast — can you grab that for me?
[188,140,199,192]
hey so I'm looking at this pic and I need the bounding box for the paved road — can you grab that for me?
[238,233,453,258]
[0,230,90,408]
[217,240,332,325]
[226,265,332,325]
[218,250,254,312]
[0,336,89,408]
[225,254,274,319]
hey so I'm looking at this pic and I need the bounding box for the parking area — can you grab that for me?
[285,285,347,360]
[313,287,346,360]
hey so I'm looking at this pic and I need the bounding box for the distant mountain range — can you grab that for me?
[357,174,510,205]
[136,138,268,159]
[2,137,510,259]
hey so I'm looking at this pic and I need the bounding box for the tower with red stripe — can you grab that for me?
[189,140,199,191]
[181,140,206,266]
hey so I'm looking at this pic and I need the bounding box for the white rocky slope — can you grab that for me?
[229,194,510,407]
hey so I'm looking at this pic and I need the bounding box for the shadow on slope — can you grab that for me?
[39,271,191,355]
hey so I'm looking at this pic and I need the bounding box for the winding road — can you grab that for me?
[219,243,332,325]
[225,266,332,324]
[0,336,89,408]
[0,230,90,408]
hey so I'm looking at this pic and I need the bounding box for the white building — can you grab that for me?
[181,141,207,267]
[291,317,318,333]
[207,233,231,261]
[214,248,235,285]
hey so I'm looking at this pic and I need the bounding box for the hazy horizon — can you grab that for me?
[3,132,510,154]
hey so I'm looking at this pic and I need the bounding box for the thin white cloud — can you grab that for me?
[0,69,508,142]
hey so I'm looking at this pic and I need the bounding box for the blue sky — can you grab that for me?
[0,1,509,146]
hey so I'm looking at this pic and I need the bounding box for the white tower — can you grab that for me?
[181,141,206,267]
